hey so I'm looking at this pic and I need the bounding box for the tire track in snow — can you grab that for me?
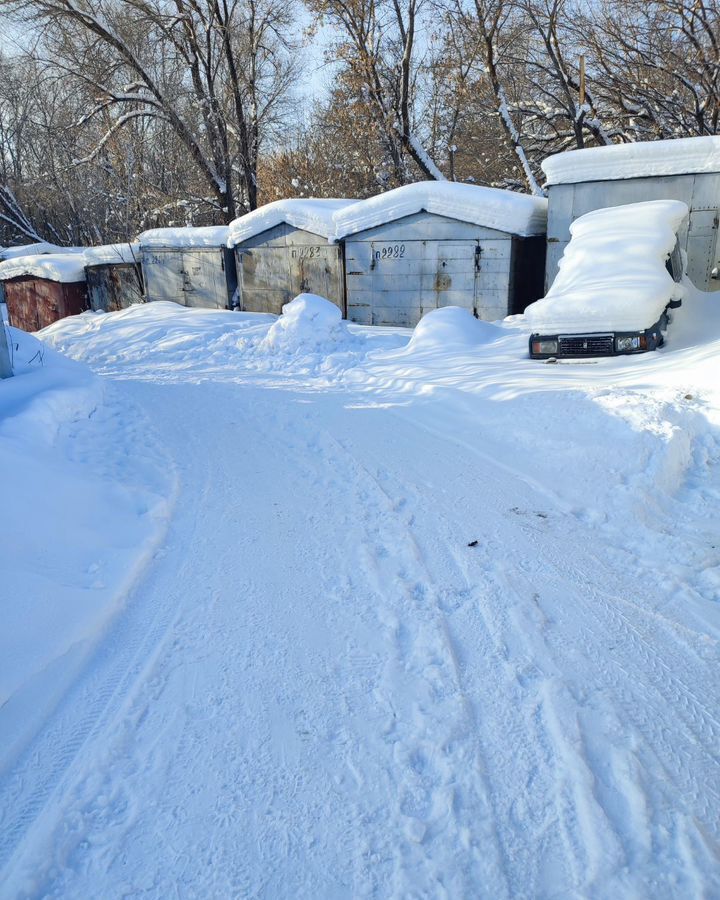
[308,417,595,897]
[520,523,720,813]
[0,391,179,889]
[320,402,720,897]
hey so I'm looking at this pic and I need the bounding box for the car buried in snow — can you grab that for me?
[525,199,688,360]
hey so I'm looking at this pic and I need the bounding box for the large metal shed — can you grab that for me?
[84,243,144,312]
[0,254,88,332]
[0,243,83,311]
[335,183,548,327]
[138,226,236,309]
[543,135,720,291]
[228,199,350,315]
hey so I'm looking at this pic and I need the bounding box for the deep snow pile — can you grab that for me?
[0,328,173,771]
[250,293,371,372]
[403,306,508,352]
[38,298,408,382]
[524,199,688,333]
[260,294,349,351]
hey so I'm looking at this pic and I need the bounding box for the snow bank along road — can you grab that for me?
[1,301,719,898]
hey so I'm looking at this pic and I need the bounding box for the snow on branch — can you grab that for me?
[402,129,447,181]
[71,110,169,167]
[0,186,43,242]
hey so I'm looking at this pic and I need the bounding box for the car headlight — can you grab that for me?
[532,339,558,354]
[615,336,641,351]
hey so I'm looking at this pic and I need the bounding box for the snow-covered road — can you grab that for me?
[1,301,719,898]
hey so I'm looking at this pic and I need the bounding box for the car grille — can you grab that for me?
[558,334,614,356]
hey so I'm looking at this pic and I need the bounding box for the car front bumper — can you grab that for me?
[529,317,667,359]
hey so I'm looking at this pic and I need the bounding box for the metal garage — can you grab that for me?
[84,244,144,312]
[138,226,236,309]
[228,199,350,315]
[0,254,88,332]
[542,135,720,291]
[334,182,547,327]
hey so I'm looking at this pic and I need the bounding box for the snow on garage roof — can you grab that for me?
[0,242,85,260]
[542,135,720,186]
[0,253,87,283]
[227,199,352,246]
[137,225,229,249]
[334,182,548,239]
[524,199,688,334]
[84,243,140,266]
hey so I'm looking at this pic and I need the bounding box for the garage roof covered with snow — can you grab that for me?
[334,182,548,239]
[524,199,689,333]
[0,242,84,261]
[227,199,351,246]
[0,253,88,283]
[542,135,720,186]
[137,226,229,249]
[84,243,141,266]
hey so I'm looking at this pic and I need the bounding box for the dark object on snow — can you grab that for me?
[467,539,479,547]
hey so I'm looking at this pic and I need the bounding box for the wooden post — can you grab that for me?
[579,54,586,107]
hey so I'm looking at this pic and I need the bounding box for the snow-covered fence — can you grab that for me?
[334,183,548,327]
[228,200,350,316]
[543,136,720,292]
[84,244,144,312]
[138,227,237,310]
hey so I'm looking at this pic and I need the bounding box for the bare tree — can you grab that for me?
[2,0,299,222]
[513,0,615,151]
[585,0,720,140]
[306,0,446,183]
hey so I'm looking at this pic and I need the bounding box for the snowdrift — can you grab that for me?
[0,329,173,767]
[404,307,505,353]
[259,294,356,354]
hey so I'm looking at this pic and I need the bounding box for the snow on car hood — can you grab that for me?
[524,200,689,334]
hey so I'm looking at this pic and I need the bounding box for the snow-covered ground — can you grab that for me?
[1,293,719,898]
